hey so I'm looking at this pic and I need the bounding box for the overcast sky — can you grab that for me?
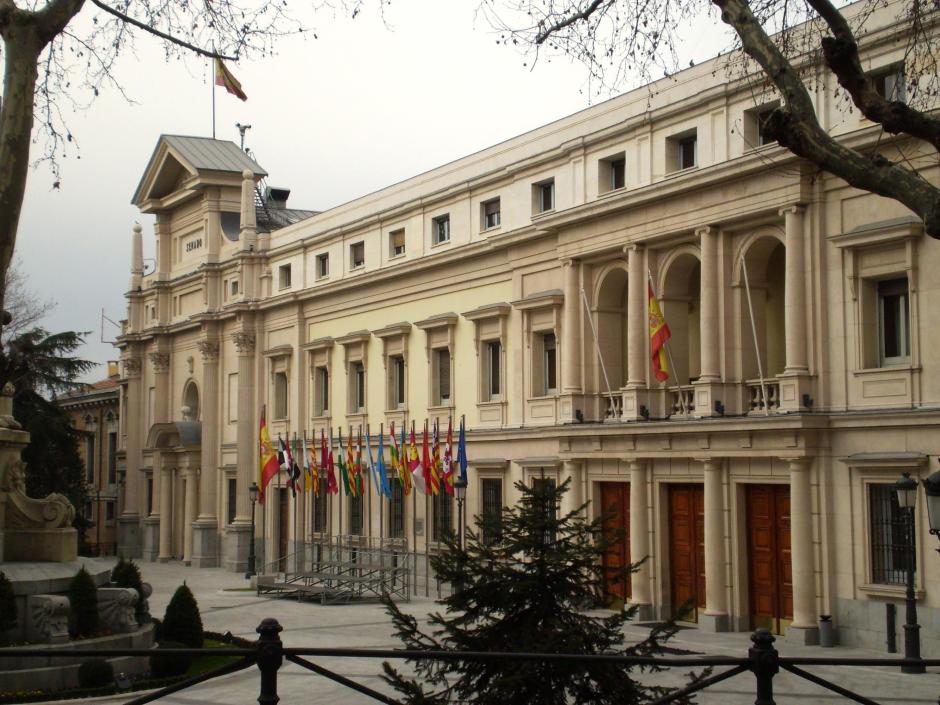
[16,0,730,383]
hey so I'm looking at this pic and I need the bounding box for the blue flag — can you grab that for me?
[377,427,391,497]
[456,417,468,484]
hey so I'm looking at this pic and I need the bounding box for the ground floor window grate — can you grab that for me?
[869,483,915,585]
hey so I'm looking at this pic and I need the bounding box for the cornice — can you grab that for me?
[414,313,459,330]
[462,302,511,321]
[372,322,413,339]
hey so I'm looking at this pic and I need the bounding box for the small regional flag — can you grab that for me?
[214,58,247,101]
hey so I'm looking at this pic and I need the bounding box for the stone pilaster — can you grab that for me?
[785,457,819,644]
[118,354,142,558]
[561,460,583,517]
[699,458,729,632]
[158,465,174,562]
[628,460,653,620]
[182,467,197,565]
[192,338,220,567]
[227,329,256,572]
[559,259,583,422]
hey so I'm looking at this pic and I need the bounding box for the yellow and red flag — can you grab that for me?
[648,283,672,382]
[258,406,279,503]
[214,58,247,101]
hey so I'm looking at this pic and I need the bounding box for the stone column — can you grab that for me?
[562,460,583,517]
[700,458,729,632]
[226,330,256,572]
[183,468,197,565]
[158,466,173,562]
[782,206,809,374]
[562,259,581,393]
[192,338,220,567]
[118,355,143,558]
[786,457,819,644]
[628,460,653,620]
[149,352,170,423]
[622,246,648,421]
[698,226,720,382]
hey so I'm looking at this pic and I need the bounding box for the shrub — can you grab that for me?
[69,567,99,638]
[162,583,202,649]
[77,658,114,688]
[111,558,146,624]
[0,572,17,639]
[149,640,192,678]
[151,617,163,642]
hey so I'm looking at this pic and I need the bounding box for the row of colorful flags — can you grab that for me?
[258,411,468,504]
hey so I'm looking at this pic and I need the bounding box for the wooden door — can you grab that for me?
[746,484,792,634]
[278,489,289,572]
[669,484,705,622]
[600,482,631,605]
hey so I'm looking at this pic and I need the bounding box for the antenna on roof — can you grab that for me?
[236,122,252,151]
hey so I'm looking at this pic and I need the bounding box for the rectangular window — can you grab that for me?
[486,340,501,400]
[146,478,154,515]
[349,494,363,535]
[107,432,117,485]
[535,180,555,213]
[389,355,406,409]
[433,214,450,244]
[869,483,915,585]
[316,253,330,279]
[230,279,239,297]
[278,264,292,290]
[600,153,626,193]
[389,229,406,257]
[389,480,405,538]
[350,242,365,269]
[435,349,451,405]
[878,278,910,365]
[482,198,501,230]
[532,477,558,545]
[313,482,328,533]
[756,109,776,147]
[432,491,453,541]
[352,361,366,411]
[106,501,115,522]
[872,64,906,102]
[274,371,289,420]
[481,478,503,545]
[85,436,95,484]
[543,333,557,394]
[227,478,237,525]
[678,134,697,170]
[315,366,330,415]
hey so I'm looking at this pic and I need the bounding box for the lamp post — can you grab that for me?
[246,482,259,580]
[454,476,468,598]
[921,468,940,554]
[894,473,924,674]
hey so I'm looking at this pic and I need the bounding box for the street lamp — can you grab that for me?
[921,468,940,553]
[454,476,468,552]
[246,482,259,580]
[893,473,924,674]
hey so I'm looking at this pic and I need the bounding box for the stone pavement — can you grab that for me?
[49,560,940,704]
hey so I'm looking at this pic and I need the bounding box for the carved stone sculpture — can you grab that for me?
[97,588,139,634]
[26,594,70,644]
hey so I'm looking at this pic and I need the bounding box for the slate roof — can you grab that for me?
[161,135,267,176]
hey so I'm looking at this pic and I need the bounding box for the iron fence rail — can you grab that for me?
[1,618,938,705]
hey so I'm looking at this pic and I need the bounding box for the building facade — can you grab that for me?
[58,362,122,556]
[117,0,940,652]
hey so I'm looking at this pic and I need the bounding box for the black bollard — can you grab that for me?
[749,628,779,705]
[257,618,284,705]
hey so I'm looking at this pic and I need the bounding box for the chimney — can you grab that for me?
[264,185,291,209]
[107,361,120,379]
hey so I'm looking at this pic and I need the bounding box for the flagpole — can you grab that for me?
[337,426,343,539]
[741,255,771,416]
[293,432,299,573]
[411,419,418,596]
[210,55,216,139]
[580,286,617,418]
[648,269,688,416]
[364,425,372,545]
[379,422,385,546]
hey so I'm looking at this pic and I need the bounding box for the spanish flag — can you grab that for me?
[648,283,672,382]
[214,58,247,101]
[258,406,279,503]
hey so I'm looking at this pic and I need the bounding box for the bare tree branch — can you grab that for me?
[87,0,238,60]
[535,0,612,43]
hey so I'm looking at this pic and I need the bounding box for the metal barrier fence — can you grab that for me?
[2,618,938,704]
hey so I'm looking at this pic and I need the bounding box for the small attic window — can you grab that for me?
[221,212,240,242]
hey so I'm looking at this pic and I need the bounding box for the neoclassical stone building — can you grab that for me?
[117,0,940,652]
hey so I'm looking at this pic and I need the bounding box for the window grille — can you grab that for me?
[432,492,453,541]
[313,483,328,533]
[481,478,503,545]
[390,481,405,538]
[870,483,916,585]
[349,494,363,535]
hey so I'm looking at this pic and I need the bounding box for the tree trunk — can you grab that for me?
[0,26,44,333]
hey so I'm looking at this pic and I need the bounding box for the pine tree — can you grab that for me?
[111,557,146,624]
[69,566,99,638]
[162,583,203,649]
[382,477,697,705]
[0,572,17,641]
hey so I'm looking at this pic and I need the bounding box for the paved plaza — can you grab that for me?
[48,560,940,704]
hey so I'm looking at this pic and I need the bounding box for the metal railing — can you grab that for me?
[3,620,938,705]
